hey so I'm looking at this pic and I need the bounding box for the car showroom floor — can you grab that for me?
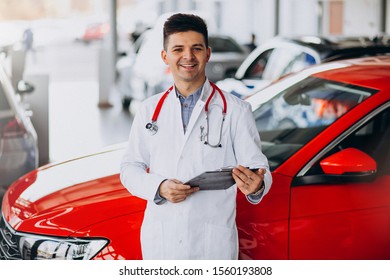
[25,39,134,165]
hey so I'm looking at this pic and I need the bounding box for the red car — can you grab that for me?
[1,56,389,260]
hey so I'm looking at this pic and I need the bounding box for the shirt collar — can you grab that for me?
[175,84,204,103]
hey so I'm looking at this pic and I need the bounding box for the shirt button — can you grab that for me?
[184,103,189,108]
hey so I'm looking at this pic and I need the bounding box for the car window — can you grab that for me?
[262,48,317,81]
[253,76,378,170]
[280,52,316,76]
[244,49,273,79]
[0,84,11,111]
[209,37,243,53]
[306,105,390,176]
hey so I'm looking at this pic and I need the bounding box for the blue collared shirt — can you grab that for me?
[176,86,203,134]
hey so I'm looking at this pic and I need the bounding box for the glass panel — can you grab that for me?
[244,49,273,79]
[262,48,304,80]
[280,52,317,76]
[253,76,378,170]
[209,36,243,53]
[306,106,390,176]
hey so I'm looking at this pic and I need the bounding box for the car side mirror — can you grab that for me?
[320,148,377,175]
[17,80,35,95]
[292,147,377,186]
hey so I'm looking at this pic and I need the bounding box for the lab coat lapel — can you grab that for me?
[166,81,212,159]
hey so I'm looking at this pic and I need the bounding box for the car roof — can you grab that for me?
[277,35,390,61]
[311,55,390,90]
[234,35,390,81]
[246,55,390,107]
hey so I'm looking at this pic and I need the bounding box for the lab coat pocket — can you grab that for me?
[201,126,226,171]
[204,223,238,260]
[202,145,225,170]
[200,111,229,170]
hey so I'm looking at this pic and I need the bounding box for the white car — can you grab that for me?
[217,35,390,98]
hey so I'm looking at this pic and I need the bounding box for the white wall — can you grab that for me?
[387,0,390,32]
[344,0,382,35]
[195,0,277,44]
[219,0,251,43]
[279,0,319,36]
[139,0,388,44]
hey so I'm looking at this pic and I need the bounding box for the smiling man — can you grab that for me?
[120,13,272,260]
[161,29,210,94]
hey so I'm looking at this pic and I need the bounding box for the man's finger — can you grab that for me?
[232,168,253,184]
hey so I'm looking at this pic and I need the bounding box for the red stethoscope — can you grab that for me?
[146,81,227,147]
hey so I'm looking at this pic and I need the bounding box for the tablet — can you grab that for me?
[185,168,258,190]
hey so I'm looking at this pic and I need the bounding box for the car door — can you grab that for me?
[289,103,390,259]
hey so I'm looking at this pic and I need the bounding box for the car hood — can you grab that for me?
[1,145,146,237]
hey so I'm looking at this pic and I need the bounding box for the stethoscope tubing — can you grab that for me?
[204,103,225,147]
[146,81,227,146]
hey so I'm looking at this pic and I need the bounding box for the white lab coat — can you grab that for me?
[120,79,271,260]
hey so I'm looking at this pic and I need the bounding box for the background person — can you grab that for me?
[244,33,257,52]
[22,28,34,52]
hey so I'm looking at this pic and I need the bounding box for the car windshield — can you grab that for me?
[209,36,243,53]
[252,76,378,171]
[245,47,317,81]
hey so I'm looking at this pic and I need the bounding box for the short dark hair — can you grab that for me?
[163,13,208,50]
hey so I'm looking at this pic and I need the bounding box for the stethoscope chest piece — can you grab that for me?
[146,122,158,135]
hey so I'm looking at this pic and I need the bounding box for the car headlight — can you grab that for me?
[0,213,109,260]
[18,235,108,260]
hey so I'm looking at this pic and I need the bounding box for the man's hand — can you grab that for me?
[159,179,199,203]
[232,165,265,196]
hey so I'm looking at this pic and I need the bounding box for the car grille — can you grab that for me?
[0,214,22,260]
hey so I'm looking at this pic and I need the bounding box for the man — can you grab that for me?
[120,13,272,260]
[245,33,257,52]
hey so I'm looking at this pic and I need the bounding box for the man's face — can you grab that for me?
[161,31,210,86]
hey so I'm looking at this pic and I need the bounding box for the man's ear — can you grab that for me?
[206,47,211,62]
[161,49,168,65]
